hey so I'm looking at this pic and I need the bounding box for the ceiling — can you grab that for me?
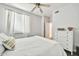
[5,3,71,16]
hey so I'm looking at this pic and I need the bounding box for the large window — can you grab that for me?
[14,12,30,34]
[5,9,30,35]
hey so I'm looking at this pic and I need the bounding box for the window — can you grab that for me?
[14,12,30,34]
[5,9,30,35]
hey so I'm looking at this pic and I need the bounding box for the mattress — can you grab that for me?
[3,36,67,56]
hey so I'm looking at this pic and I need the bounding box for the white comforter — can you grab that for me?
[3,36,67,56]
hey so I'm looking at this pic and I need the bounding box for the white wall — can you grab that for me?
[30,15,42,36]
[52,4,79,47]
[0,4,42,36]
[0,7,5,33]
[72,4,79,47]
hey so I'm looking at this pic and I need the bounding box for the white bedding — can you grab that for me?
[3,36,67,56]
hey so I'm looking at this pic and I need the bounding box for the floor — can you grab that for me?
[64,50,79,56]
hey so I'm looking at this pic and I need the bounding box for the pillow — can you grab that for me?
[0,35,5,56]
[0,44,5,56]
[0,38,2,44]
[0,33,9,41]
[2,37,15,50]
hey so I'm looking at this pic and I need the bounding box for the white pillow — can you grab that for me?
[3,37,15,50]
[0,33,9,41]
[0,38,2,44]
[0,35,5,56]
[0,33,9,55]
[0,44,5,56]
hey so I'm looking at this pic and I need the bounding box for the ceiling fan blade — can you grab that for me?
[30,3,50,7]
[40,4,50,7]
[39,7,43,13]
[31,6,36,12]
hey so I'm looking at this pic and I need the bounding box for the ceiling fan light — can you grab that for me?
[31,3,49,13]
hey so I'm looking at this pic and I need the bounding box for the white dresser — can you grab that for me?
[55,30,74,55]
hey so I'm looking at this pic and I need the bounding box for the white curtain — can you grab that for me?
[5,9,30,36]
[14,12,24,33]
[14,13,30,34]
[24,15,30,33]
[5,9,15,35]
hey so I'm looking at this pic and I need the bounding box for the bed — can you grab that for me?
[2,36,66,56]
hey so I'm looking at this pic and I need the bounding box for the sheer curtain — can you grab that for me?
[24,15,30,33]
[5,9,15,35]
[14,12,30,34]
[14,12,25,34]
[5,9,30,36]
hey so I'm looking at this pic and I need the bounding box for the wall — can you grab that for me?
[0,7,5,33]
[52,4,79,47]
[72,4,79,47]
[0,4,42,36]
[30,15,42,36]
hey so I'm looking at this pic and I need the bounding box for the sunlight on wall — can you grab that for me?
[48,22,52,39]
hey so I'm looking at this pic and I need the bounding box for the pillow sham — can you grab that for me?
[3,37,15,50]
[0,33,9,41]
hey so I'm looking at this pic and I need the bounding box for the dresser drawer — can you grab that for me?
[55,30,73,52]
[62,41,73,51]
[65,44,73,51]
[57,36,67,43]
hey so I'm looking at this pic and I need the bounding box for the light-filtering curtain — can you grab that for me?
[24,15,30,33]
[5,9,15,35]
[5,9,30,35]
[14,13,30,34]
[14,12,24,33]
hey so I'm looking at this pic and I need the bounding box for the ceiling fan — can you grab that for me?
[31,3,50,13]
